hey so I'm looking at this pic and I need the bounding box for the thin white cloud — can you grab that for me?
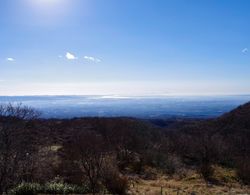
[6,57,15,61]
[66,52,77,60]
[84,56,101,63]
[242,48,248,54]
[58,55,63,58]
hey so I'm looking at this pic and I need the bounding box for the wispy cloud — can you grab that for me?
[6,57,15,61]
[84,56,101,63]
[66,52,77,60]
[242,48,248,54]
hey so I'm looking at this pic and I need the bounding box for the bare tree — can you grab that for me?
[180,128,220,182]
[62,129,108,194]
[0,103,40,193]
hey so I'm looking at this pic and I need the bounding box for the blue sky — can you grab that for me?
[0,0,250,95]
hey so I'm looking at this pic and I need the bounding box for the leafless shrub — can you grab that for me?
[236,157,250,184]
[101,157,128,194]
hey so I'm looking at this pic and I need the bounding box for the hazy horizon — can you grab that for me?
[1,95,250,118]
[1,94,250,97]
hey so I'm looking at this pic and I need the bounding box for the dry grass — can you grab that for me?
[127,166,250,195]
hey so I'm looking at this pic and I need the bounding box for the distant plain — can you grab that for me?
[1,95,249,119]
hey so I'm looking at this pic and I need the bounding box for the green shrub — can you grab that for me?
[44,182,89,194]
[9,182,89,195]
[9,183,43,195]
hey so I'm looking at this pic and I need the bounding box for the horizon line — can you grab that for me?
[1,94,250,97]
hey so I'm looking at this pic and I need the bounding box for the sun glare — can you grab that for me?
[28,0,65,9]
[26,0,71,12]
[20,0,74,25]
[11,0,85,26]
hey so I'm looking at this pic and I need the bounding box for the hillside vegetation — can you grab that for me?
[0,103,249,194]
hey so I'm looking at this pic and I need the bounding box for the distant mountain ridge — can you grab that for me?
[212,102,250,133]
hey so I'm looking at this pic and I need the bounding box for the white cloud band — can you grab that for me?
[84,56,101,63]
[6,57,15,61]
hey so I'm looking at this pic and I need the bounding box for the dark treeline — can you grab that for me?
[0,103,250,194]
